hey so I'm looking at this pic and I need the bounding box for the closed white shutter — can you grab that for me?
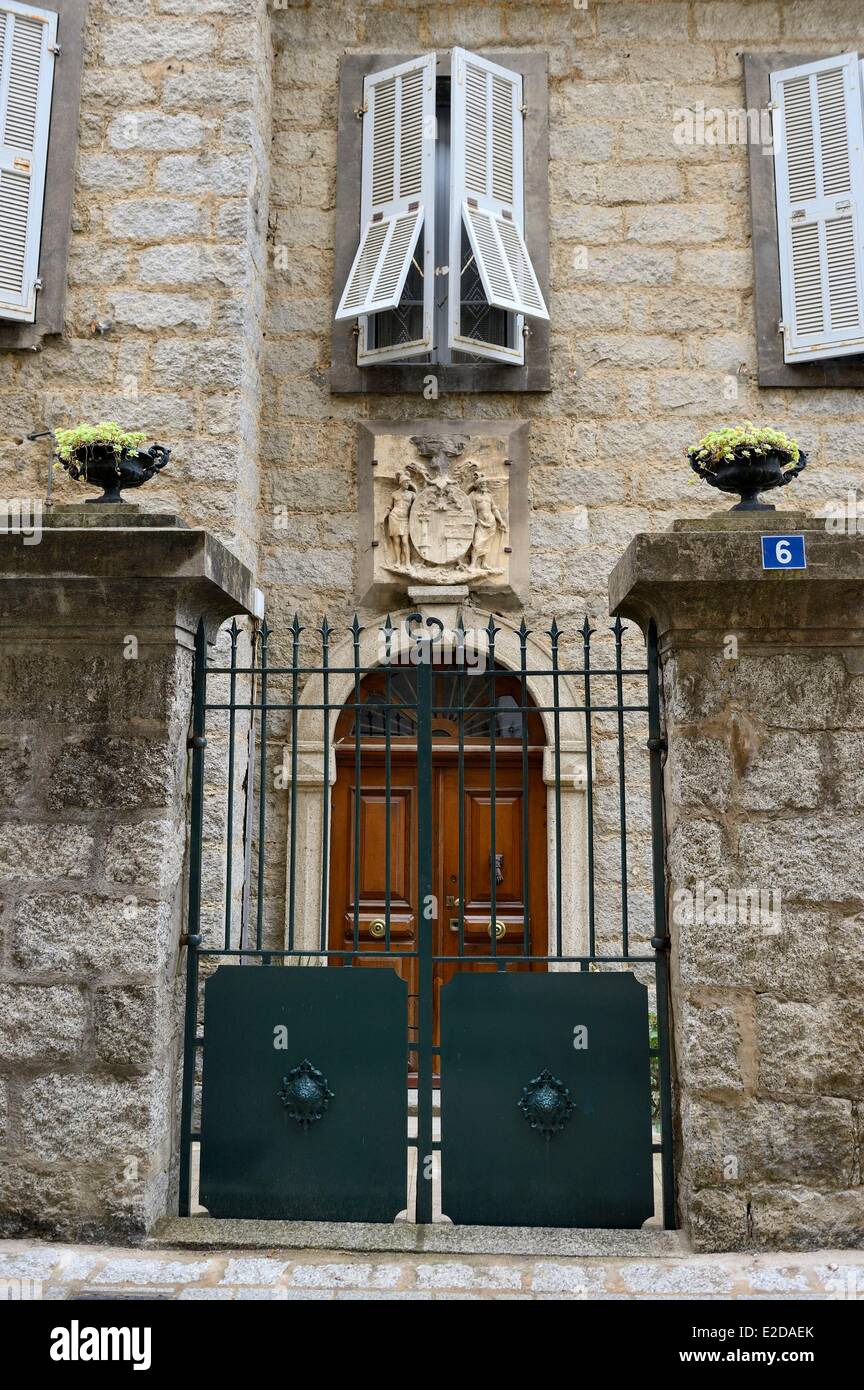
[336,52,436,363]
[448,47,547,365]
[771,52,864,362]
[0,1,56,323]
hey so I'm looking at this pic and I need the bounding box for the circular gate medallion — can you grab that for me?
[277,1059,334,1129]
[518,1069,574,1140]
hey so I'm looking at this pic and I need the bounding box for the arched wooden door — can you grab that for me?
[328,667,548,1057]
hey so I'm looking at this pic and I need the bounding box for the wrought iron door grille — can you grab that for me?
[180,612,674,1230]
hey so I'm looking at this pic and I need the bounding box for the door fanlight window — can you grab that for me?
[338,666,545,745]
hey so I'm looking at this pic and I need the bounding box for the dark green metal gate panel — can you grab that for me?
[440,972,654,1228]
[180,613,676,1229]
[199,965,407,1222]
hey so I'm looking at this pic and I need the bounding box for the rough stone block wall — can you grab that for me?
[1,0,863,1246]
[0,0,272,571]
[669,655,864,1250]
[654,565,864,1251]
[263,0,864,651]
[0,585,192,1239]
[0,515,255,1243]
[257,0,864,964]
[1,1,862,631]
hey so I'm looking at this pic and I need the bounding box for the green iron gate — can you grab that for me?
[179,612,674,1229]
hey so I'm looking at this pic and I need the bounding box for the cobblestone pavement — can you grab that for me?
[1,1240,863,1300]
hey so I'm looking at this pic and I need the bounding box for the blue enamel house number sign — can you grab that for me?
[761,535,807,570]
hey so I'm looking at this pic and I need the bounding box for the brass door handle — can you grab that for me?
[369,919,385,938]
[449,918,508,938]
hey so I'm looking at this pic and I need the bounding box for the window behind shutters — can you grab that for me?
[448,47,548,367]
[0,1,57,323]
[770,52,864,363]
[335,53,436,366]
[330,51,550,394]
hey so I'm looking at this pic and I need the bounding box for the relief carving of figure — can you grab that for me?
[385,470,417,569]
[469,479,506,570]
[379,435,508,584]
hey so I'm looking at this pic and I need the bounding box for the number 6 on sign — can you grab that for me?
[761,534,806,570]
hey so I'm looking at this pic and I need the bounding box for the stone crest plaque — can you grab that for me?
[357,420,529,609]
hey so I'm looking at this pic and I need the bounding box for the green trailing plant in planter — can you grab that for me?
[54,421,170,504]
[54,421,148,465]
[687,421,807,511]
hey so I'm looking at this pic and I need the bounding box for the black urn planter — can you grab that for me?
[62,442,171,503]
[690,448,807,511]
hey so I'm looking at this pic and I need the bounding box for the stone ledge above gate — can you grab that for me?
[0,505,260,643]
[610,510,864,642]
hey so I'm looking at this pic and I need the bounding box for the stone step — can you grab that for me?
[149,1216,687,1259]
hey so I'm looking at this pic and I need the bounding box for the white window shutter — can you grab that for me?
[336,53,436,363]
[771,52,864,363]
[0,1,57,323]
[448,47,547,366]
[463,204,547,319]
[339,208,423,318]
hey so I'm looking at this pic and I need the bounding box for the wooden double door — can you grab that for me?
[328,748,548,1049]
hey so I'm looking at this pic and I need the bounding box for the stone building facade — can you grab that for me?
[3,1,864,612]
[1,0,864,1251]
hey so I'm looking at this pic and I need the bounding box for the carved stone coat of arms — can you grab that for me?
[357,420,528,609]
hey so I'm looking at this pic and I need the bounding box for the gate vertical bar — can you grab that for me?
[486,616,498,959]
[179,618,207,1216]
[255,620,269,955]
[415,628,434,1224]
[550,620,563,958]
[456,618,466,954]
[223,620,238,951]
[319,619,331,952]
[613,617,630,958]
[518,619,531,955]
[581,617,596,960]
[647,620,675,1228]
[287,615,302,952]
[384,616,393,952]
[351,616,363,960]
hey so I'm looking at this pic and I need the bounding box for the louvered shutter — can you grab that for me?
[771,52,864,363]
[0,1,56,323]
[336,52,436,364]
[448,47,547,363]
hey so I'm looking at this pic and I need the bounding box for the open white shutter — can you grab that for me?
[448,47,547,364]
[0,1,56,323]
[771,52,864,362]
[336,53,436,362]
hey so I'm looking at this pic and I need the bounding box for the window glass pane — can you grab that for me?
[365,86,512,364]
[458,223,509,349]
[367,229,426,350]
